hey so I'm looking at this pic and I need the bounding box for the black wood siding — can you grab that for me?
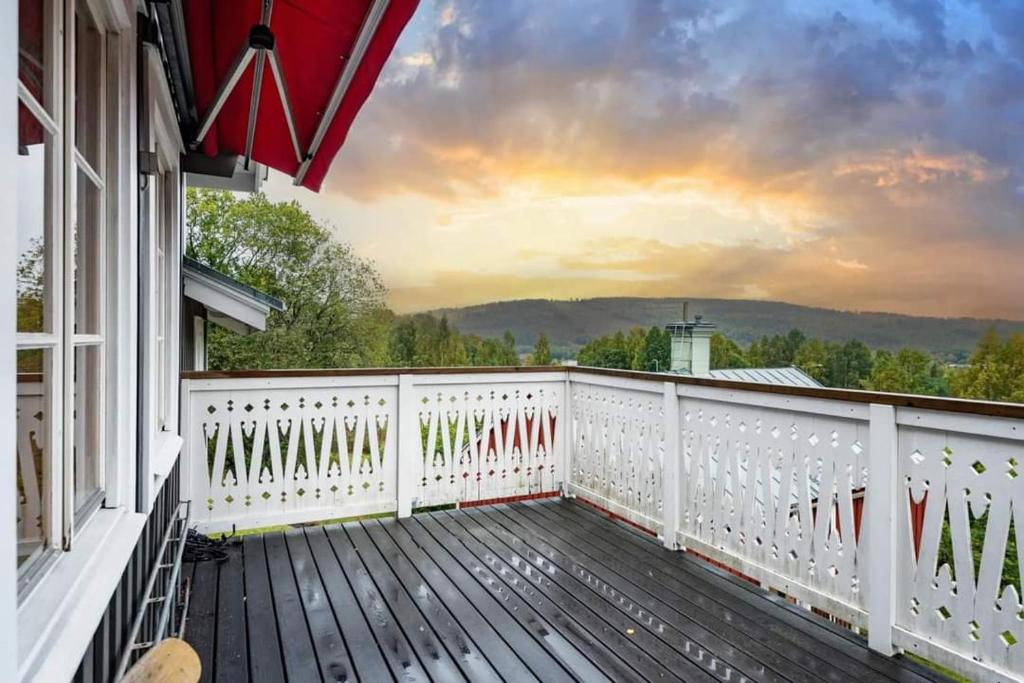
[73,459,181,683]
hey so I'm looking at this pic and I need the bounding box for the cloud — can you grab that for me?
[288,0,1024,320]
[833,147,1008,187]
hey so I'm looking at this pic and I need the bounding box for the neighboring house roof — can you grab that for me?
[706,366,823,388]
[182,257,285,335]
[677,365,824,503]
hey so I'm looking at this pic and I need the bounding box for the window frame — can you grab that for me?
[16,0,66,583]
[139,41,184,511]
[15,0,128,590]
[65,0,109,534]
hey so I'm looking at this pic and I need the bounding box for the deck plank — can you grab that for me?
[410,514,614,682]
[343,522,485,681]
[263,532,321,683]
[547,499,945,683]
[241,536,286,683]
[322,523,434,682]
[214,547,249,683]
[184,498,952,683]
[524,500,891,682]
[284,529,356,682]
[501,502,856,683]
[384,517,577,682]
[439,509,701,682]
[189,560,218,683]
[451,508,719,682]
[364,518,541,682]
[304,527,393,682]
[480,504,789,683]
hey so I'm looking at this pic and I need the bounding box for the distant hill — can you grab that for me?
[428,298,1024,360]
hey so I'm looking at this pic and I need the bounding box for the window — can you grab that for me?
[16,0,113,580]
[154,172,169,430]
[140,39,184,502]
[154,166,179,433]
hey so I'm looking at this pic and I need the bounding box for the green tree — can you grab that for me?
[642,326,671,372]
[577,332,629,368]
[747,329,805,367]
[794,338,830,384]
[825,340,874,389]
[864,348,948,395]
[187,189,391,369]
[624,327,648,370]
[950,328,1024,403]
[531,333,552,366]
[710,332,747,370]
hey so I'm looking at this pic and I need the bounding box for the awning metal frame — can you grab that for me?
[190,0,391,184]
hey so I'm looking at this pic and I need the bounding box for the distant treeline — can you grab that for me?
[575,325,1024,402]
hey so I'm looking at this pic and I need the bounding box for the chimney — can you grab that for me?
[665,304,716,376]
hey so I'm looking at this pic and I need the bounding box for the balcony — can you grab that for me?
[176,366,1024,681]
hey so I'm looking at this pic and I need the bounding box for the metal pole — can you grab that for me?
[112,501,187,680]
[154,501,191,643]
[243,0,274,169]
[192,41,256,147]
[267,48,303,164]
[294,0,390,185]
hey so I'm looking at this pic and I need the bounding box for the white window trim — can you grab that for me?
[13,0,139,625]
[1,0,21,675]
[6,3,139,679]
[139,43,183,512]
[16,507,146,682]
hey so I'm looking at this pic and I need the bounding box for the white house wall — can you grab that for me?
[1,0,20,677]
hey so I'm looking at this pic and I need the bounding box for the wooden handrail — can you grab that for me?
[180,366,560,380]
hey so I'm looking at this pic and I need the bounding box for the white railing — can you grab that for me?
[181,366,1024,682]
[16,379,45,558]
[180,369,567,532]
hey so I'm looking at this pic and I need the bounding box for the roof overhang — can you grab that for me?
[182,258,284,335]
[183,152,267,193]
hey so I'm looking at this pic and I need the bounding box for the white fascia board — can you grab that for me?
[183,270,272,332]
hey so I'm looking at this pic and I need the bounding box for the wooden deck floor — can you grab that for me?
[184,498,949,683]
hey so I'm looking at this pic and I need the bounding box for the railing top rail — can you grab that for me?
[180,366,560,380]
[574,366,1024,420]
[180,365,1024,420]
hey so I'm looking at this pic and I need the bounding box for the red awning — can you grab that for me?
[184,0,417,191]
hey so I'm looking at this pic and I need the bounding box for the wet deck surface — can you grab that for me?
[184,498,948,682]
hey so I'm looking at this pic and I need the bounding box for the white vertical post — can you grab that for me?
[396,374,417,517]
[0,0,18,673]
[662,382,681,549]
[867,403,898,655]
[557,370,571,496]
[178,379,192,504]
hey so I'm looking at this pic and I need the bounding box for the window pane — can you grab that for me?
[17,134,51,333]
[73,167,102,334]
[73,344,102,517]
[19,0,50,116]
[17,348,50,569]
[18,1,53,334]
[75,0,102,171]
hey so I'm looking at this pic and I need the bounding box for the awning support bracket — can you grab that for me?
[191,0,305,168]
[192,0,393,184]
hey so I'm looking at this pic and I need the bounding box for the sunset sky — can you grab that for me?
[265,0,1024,320]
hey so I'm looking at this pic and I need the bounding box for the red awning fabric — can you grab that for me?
[184,0,417,192]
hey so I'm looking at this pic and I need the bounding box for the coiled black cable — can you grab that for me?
[183,527,238,563]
